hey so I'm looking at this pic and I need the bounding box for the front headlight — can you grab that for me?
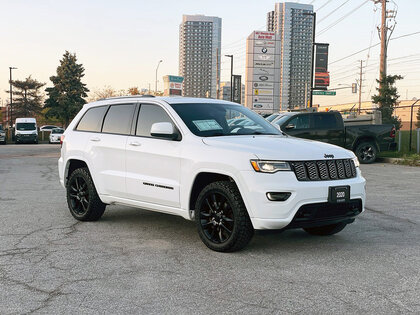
[352,157,360,168]
[250,160,291,173]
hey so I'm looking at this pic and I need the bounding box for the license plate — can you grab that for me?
[328,186,350,203]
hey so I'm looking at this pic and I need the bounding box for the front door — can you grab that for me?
[125,104,181,208]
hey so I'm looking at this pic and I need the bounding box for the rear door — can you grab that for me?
[125,103,182,208]
[82,103,136,197]
[311,113,345,147]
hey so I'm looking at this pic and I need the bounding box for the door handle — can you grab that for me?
[129,141,141,146]
[90,137,101,142]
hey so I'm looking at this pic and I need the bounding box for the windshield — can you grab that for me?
[265,113,279,122]
[170,103,281,137]
[16,123,36,131]
[51,129,64,134]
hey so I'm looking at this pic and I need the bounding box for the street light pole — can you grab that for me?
[225,55,233,102]
[9,67,17,129]
[155,60,163,95]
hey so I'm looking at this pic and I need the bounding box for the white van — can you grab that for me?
[15,118,38,144]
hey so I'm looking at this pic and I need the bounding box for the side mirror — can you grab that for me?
[150,122,178,140]
[285,124,295,130]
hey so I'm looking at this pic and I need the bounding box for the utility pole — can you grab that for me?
[9,67,17,129]
[358,60,364,114]
[373,0,396,103]
[225,55,233,102]
[379,0,387,87]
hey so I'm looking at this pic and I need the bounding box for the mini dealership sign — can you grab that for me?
[245,31,281,114]
[163,75,184,96]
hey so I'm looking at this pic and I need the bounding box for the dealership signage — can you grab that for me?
[314,43,330,89]
[163,75,184,96]
[245,31,281,114]
[232,75,242,104]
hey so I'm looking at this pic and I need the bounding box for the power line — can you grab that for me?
[317,0,351,24]
[330,30,420,65]
[318,0,370,36]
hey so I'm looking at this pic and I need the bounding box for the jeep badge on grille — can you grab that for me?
[324,154,334,159]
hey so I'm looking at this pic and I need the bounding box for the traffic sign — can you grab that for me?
[313,90,336,96]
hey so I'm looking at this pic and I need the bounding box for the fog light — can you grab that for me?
[266,192,291,201]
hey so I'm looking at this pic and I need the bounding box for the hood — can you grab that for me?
[202,135,354,161]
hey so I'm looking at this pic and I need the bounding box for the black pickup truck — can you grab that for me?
[271,111,397,163]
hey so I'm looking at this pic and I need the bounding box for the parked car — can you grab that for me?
[49,128,64,144]
[271,111,396,163]
[59,96,365,252]
[40,125,60,132]
[15,118,38,144]
[265,112,282,123]
[0,124,6,144]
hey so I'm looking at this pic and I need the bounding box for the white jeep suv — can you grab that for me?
[58,96,366,252]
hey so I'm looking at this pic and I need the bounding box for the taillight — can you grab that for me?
[60,135,65,146]
[390,127,396,138]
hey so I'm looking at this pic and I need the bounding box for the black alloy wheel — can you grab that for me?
[199,192,235,244]
[68,175,90,216]
[66,167,106,221]
[355,142,377,164]
[195,181,254,252]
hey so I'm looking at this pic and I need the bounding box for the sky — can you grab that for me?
[1,0,420,107]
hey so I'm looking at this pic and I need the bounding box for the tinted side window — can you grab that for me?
[288,115,310,129]
[76,106,107,132]
[136,104,172,137]
[102,104,135,135]
[313,114,338,129]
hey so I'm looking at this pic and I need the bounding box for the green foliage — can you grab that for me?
[8,76,45,118]
[372,74,403,129]
[416,105,420,129]
[44,51,89,127]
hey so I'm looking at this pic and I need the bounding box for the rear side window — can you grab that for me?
[102,104,135,135]
[76,106,107,132]
[312,114,338,129]
[136,104,172,137]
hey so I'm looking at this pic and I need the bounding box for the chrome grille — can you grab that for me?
[291,159,357,181]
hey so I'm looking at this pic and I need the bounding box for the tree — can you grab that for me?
[8,76,45,118]
[372,74,403,129]
[88,86,126,102]
[44,51,89,127]
[416,105,420,128]
[128,87,140,95]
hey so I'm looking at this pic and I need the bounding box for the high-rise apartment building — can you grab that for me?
[179,15,221,98]
[267,2,313,110]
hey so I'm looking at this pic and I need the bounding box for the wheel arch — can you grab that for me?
[188,171,251,219]
[65,158,90,187]
[352,136,379,152]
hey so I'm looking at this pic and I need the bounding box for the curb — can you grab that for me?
[376,157,403,163]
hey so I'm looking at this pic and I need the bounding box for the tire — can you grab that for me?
[355,141,378,164]
[66,167,106,221]
[303,222,347,236]
[195,181,254,252]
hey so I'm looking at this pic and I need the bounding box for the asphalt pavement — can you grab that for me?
[0,144,419,314]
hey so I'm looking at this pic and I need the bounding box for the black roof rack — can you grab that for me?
[98,95,156,101]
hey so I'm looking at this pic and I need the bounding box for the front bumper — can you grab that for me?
[50,137,60,143]
[238,169,366,230]
[16,134,37,143]
[0,135,5,143]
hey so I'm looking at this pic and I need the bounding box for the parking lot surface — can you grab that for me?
[0,144,419,314]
